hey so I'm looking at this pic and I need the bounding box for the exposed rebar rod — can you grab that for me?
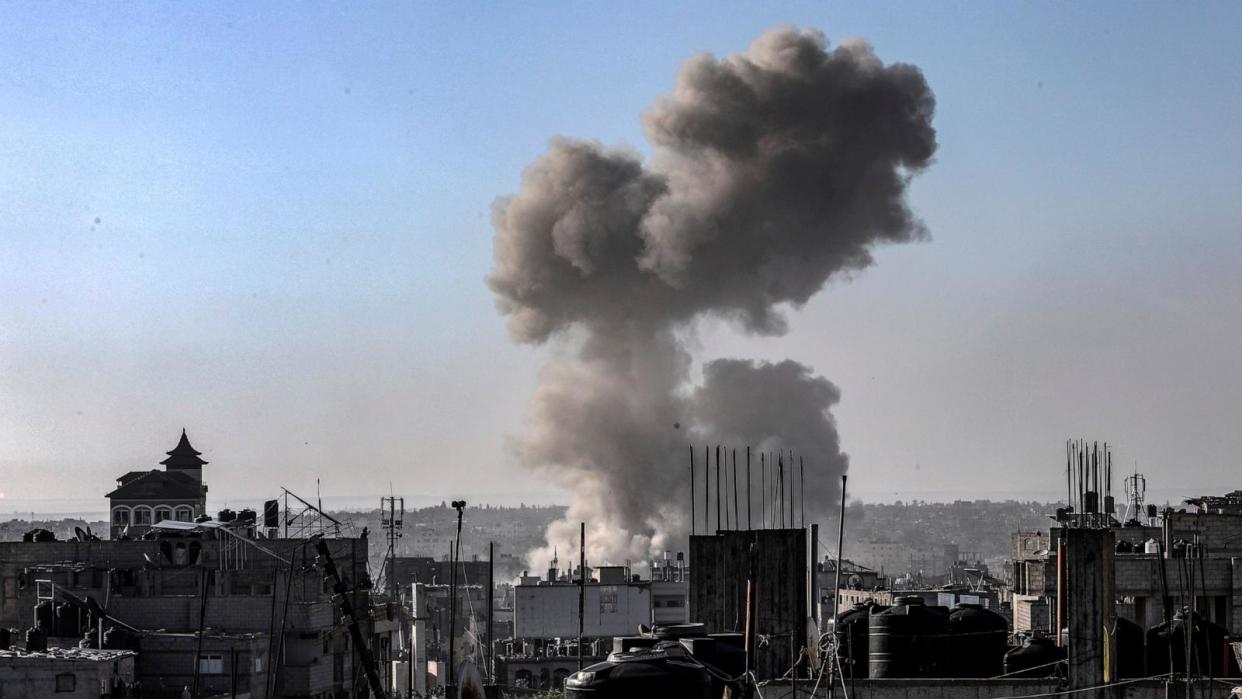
[800,456,806,528]
[716,445,722,533]
[725,451,735,533]
[761,453,767,529]
[746,447,752,530]
[690,446,696,536]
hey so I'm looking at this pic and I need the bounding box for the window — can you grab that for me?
[132,507,152,526]
[198,654,224,674]
[112,507,131,525]
[175,506,193,522]
[55,673,76,692]
[154,507,172,523]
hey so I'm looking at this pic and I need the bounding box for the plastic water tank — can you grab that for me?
[946,603,1008,677]
[25,627,47,652]
[1144,539,1160,554]
[836,601,888,678]
[1002,636,1064,677]
[1146,610,1235,677]
[1115,616,1145,679]
[869,596,949,678]
[34,600,54,631]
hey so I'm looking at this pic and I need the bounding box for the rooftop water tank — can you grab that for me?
[869,596,949,678]
[947,603,1008,677]
[1002,636,1064,678]
[836,601,888,678]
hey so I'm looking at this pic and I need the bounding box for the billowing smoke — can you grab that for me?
[488,27,936,566]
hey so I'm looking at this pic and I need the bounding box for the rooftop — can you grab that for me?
[0,648,135,662]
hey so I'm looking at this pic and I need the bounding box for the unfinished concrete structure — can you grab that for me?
[689,528,809,681]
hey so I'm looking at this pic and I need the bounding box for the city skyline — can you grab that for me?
[3,3,1240,510]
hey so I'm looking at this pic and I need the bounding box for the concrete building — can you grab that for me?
[0,531,396,698]
[514,571,651,639]
[1011,500,1242,635]
[106,430,209,539]
[689,529,808,682]
[0,647,136,698]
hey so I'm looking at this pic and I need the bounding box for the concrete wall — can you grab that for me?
[0,652,135,699]
[514,583,650,639]
[690,529,808,681]
[759,678,1228,699]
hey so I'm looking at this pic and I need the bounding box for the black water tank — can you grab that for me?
[1115,616,1144,678]
[34,600,54,631]
[564,645,710,699]
[869,596,949,678]
[263,500,280,528]
[25,627,47,652]
[0,627,10,650]
[1003,636,1065,678]
[217,509,236,522]
[1146,610,1236,677]
[238,508,257,523]
[836,601,888,678]
[54,602,81,637]
[947,603,1008,677]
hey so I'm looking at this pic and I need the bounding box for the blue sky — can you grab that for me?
[2,2,1240,507]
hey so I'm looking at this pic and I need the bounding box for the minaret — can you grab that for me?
[161,428,207,486]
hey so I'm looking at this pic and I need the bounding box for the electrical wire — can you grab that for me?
[988,673,1171,699]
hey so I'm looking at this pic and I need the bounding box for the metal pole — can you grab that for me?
[725,451,735,533]
[488,540,495,686]
[192,568,208,698]
[831,474,848,690]
[746,447,752,531]
[703,447,709,534]
[578,522,586,671]
[800,457,806,529]
[760,454,766,529]
[448,501,465,695]
[716,446,721,533]
[690,446,696,536]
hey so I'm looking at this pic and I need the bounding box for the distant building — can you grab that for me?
[514,566,652,639]
[1010,496,1242,635]
[106,430,209,539]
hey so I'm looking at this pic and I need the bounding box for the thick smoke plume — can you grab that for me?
[488,27,936,567]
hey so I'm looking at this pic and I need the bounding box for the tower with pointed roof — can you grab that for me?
[106,429,210,539]
[161,428,207,484]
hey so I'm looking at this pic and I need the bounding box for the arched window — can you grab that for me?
[111,507,131,525]
[174,506,193,522]
[132,506,152,526]
[154,507,172,524]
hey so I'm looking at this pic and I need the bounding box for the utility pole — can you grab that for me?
[578,521,586,671]
[487,541,495,686]
[448,500,466,697]
[380,495,404,596]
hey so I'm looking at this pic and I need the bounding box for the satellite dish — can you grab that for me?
[457,662,485,699]
[74,527,86,541]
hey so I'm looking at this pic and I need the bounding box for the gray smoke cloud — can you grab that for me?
[488,27,936,566]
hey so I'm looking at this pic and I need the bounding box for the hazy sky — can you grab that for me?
[2,2,1240,508]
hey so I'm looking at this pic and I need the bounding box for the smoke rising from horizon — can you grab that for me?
[488,27,936,566]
